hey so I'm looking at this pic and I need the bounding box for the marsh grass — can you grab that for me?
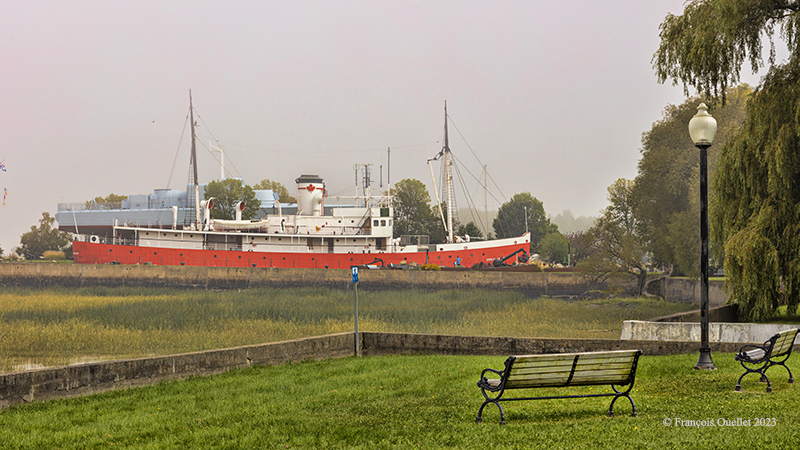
[0,353,798,448]
[0,286,695,372]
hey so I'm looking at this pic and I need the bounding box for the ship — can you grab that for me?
[69,96,530,269]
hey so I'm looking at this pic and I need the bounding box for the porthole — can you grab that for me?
[154,252,157,255]
[130,250,133,254]
[238,255,242,259]
[214,255,217,258]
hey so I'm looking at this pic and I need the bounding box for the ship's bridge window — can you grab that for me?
[373,220,379,227]
[381,220,386,226]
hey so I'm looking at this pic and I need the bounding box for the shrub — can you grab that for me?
[42,251,66,261]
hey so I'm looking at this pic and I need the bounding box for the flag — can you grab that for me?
[2,188,6,205]
[0,162,6,172]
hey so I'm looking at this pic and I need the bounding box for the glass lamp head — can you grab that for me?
[689,103,717,146]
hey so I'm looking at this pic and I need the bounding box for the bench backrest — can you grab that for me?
[504,350,642,389]
[771,329,799,358]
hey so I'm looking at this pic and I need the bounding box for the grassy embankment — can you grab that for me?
[0,286,696,372]
[0,352,798,448]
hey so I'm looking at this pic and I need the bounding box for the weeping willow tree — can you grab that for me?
[654,0,800,320]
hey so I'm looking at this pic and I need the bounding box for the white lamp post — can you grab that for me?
[689,103,717,370]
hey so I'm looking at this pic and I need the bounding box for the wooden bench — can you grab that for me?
[735,328,798,392]
[476,349,643,424]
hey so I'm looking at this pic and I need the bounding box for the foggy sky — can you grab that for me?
[0,1,770,252]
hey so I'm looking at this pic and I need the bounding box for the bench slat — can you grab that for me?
[513,356,635,369]
[513,357,636,370]
[508,370,632,387]
[772,330,798,357]
[511,361,634,376]
[513,350,639,364]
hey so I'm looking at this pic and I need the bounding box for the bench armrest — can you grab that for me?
[477,368,505,392]
[736,344,769,363]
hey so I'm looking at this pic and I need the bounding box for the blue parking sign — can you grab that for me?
[352,266,359,283]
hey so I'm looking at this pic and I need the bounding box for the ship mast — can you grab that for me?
[189,90,201,227]
[443,102,454,244]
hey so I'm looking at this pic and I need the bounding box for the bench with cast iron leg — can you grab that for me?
[476,349,643,424]
[735,328,798,392]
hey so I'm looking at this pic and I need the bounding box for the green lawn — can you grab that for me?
[1,352,798,448]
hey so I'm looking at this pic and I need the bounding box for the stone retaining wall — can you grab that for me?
[0,331,761,409]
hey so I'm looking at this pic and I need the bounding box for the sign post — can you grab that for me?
[352,266,360,357]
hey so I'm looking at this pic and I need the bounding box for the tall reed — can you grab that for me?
[0,286,694,372]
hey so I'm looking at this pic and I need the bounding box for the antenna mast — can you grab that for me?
[444,102,454,244]
[189,90,201,227]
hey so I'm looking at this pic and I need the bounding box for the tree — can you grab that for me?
[565,231,596,266]
[714,67,800,320]
[85,193,127,209]
[654,1,800,320]
[457,221,484,240]
[203,179,259,220]
[539,232,569,264]
[391,179,437,238]
[581,180,650,295]
[493,192,556,250]
[17,212,72,260]
[551,210,596,234]
[253,179,297,203]
[633,86,750,276]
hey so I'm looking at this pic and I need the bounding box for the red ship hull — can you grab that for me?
[72,237,529,269]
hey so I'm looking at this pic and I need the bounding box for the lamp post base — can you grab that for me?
[694,347,717,370]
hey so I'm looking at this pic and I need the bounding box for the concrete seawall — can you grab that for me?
[0,331,766,409]
[621,321,798,343]
[0,262,597,294]
[660,277,728,306]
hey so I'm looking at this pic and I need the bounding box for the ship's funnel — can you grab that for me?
[295,174,325,216]
[200,198,215,230]
[235,201,245,221]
